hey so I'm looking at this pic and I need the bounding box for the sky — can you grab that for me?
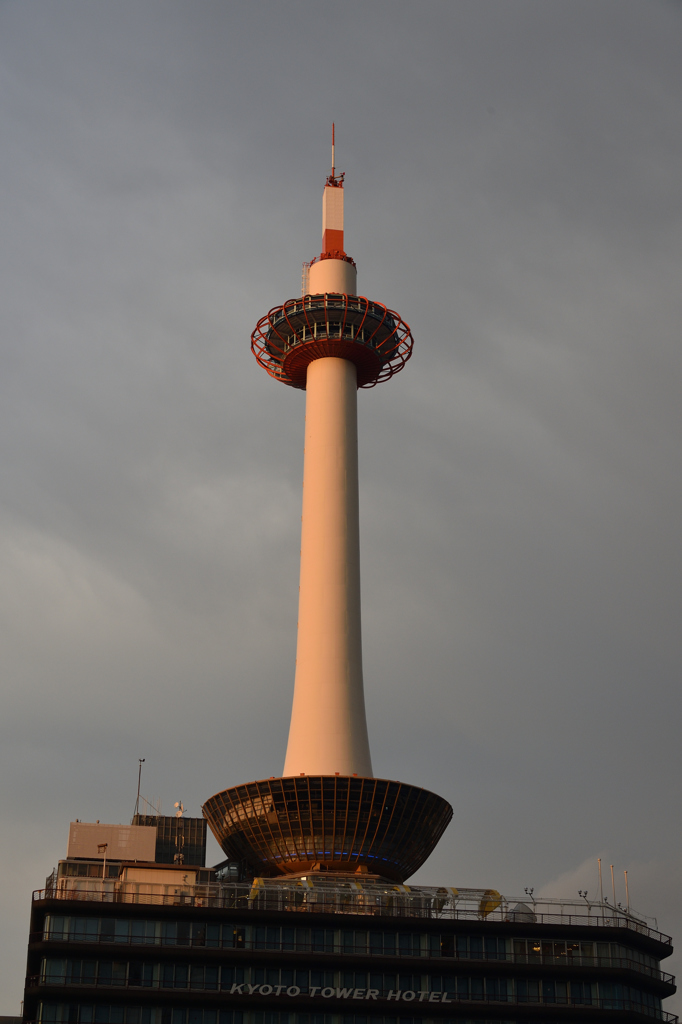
[1,0,681,1014]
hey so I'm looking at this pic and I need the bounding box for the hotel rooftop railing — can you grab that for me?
[33,879,673,947]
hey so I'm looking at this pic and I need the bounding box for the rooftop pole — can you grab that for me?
[134,758,145,818]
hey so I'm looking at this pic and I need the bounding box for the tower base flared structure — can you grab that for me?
[203,775,453,883]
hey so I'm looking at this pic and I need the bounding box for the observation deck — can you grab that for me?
[203,776,453,882]
[251,292,414,389]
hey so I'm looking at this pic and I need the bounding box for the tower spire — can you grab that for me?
[326,122,343,187]
[322,123,345,257]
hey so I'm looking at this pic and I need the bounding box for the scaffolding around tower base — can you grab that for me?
[203,775,452,883]
[251,292,414,389]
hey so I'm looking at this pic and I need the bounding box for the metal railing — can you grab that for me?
[33,881,672,947]
[31,940,674,986]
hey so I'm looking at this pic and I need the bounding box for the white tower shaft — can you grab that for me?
[283,355,373,777]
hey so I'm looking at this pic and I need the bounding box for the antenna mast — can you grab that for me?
[134,758,145,818]
[326,123,344,187]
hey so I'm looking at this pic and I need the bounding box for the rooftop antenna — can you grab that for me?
[134,758,145,818]
[624,869,630,913]
[326,123,344,187]
[97,843,108,889]
[140,794,161,816]
[174,801,185,818]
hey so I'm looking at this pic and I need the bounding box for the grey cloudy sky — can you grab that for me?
[1,0,681,1012]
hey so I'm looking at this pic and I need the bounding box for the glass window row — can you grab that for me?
[35,1005,672,1024]
[38,1011,475,1024]
[509,937,657,971]
[42,917,659,971]
[39,959,663,1012]
[40,1010,514,1024]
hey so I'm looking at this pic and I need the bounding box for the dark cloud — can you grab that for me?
[1,0,681,1012]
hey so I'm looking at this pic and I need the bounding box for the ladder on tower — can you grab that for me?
[301,262,311,297]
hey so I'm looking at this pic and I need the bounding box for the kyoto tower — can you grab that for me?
[204,133,452,881]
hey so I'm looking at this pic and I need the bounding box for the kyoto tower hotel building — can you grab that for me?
[23,139,677,1024]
